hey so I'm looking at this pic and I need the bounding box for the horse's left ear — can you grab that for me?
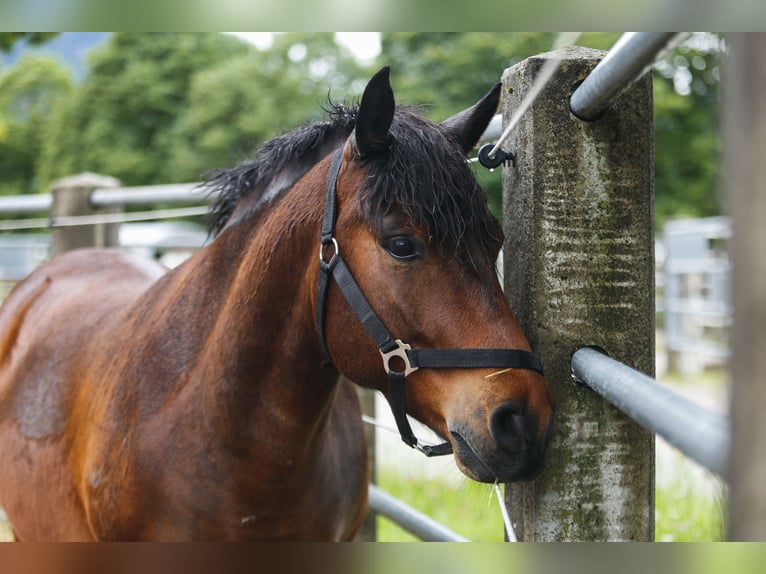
[354,66,395,158]
[441,83,501,155]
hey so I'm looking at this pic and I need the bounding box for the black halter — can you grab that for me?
[316,148,543,456]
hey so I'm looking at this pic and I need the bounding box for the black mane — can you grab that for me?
[205,104,356,236]
[205,104,502,270]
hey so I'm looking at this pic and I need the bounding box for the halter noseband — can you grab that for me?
[316,148,543,457]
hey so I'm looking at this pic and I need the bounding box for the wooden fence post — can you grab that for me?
[50,172,122,256]
[502,46,655,541]
[726,33,766,542]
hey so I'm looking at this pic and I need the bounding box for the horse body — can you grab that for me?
[0,67,552,541]
[0,173,367,540]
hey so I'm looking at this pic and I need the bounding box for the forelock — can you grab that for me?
[359,106,503,272]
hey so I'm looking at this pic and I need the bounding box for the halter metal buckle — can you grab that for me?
[319,237,340,266]
[380,339,418,377]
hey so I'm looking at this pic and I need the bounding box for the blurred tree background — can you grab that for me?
[0,32,724,229]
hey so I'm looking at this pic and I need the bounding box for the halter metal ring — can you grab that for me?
[380,339,418,377]
[319,237,340,265]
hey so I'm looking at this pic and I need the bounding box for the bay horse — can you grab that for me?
[0,67,552,541]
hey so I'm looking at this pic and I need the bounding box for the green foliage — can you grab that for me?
[40,33,250,187]
[0,33,58,53]
[165,33,369,182]
[0,54,73,194]
[379,33,557,119]
[653,34,724,228]
[38,33,372,188]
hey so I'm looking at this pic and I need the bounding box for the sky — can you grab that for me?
[225,32,382,63]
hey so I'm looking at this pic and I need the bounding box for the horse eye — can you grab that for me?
[384,236,421,261]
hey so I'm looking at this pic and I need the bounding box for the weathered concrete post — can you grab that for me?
[726,33,766,542]
[50,172,122,256]
[502,47,655,541]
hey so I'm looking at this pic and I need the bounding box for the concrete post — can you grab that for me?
[50,172,122,257]
[726,33,766,542]
[502,47,655,541]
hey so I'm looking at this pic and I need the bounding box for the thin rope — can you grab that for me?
[0,205,209,233]
[487,32,582,159]
[0,217,51,231]
[364,413,519,541]
[495,482,518,542]
[361,414,450,451]
[361,414,400,437]
[50,206,208,228]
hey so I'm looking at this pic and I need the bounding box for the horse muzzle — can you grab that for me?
[448,400,550,483]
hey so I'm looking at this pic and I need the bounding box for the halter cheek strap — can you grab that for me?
[316,148,543,457]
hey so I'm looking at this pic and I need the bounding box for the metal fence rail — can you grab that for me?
[571,346,730,478]
[0,194,52,214]
[90,183,209,207]
[570,32,684,121]
[367,484,468,542]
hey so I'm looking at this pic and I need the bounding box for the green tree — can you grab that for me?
[0,33,57,53]
[653,34,723,227]
[40,33,250,187]
[0,54,73,194]
[379,33,558,119]
[166,33,369,182]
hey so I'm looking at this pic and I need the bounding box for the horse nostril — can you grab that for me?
[489,401,533,452]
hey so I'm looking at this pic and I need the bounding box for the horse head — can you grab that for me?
[319,67,553,482]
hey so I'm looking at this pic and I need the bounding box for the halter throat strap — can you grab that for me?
[316,148,543,457]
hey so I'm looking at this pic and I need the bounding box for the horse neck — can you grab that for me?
[187,166,339,457]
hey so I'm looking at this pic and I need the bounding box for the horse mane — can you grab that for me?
[205,104,357,236]
[205,103,503,271]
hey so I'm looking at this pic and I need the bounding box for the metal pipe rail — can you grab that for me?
[90,182,210,207]
[571,346,730,478]
[367,484,468,542]
[0,194,52,214]
[570,32,684,121]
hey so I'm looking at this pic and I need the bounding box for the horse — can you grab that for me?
[0,66,552,541]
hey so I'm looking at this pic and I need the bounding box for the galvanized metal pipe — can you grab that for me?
[0,194,52,214]
[571,347,730,478]
[90,183,211,207]
[570,32,683,121]
[367,484,468,542]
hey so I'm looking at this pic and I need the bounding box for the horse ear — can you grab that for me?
[441,82,502,155]
[354,66,395,158]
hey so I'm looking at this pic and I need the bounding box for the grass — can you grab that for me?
[375,458,726,542]
[654,449,726,542]
[655,478,725,542]
[375,468,505,542]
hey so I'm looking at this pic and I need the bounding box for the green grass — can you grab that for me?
[654,455,726,542]
[375,465,726,542]
[375,468,505,542]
